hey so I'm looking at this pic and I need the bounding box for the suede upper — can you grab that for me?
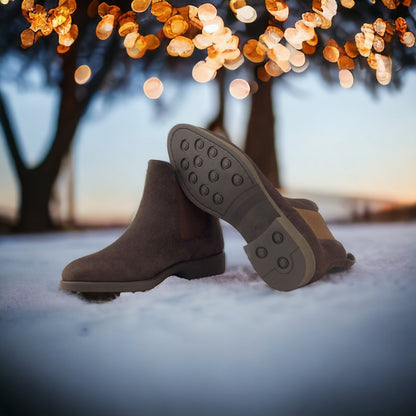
[62,160,224,283]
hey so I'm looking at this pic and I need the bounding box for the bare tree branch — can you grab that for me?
[38,31,121,185]
[82,34,121,111]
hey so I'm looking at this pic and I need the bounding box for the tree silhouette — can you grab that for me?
[0,0,142,231]
[0,0,415,231]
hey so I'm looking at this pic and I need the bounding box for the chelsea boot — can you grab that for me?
[60,160,225,293]
[168,124,354,292]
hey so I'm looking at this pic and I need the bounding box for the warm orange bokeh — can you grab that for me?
[14,0,416,98]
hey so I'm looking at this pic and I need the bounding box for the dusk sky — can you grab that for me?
[0,68,415,223]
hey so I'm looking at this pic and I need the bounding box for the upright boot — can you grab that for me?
[60,160,225,293]
[168,124,354,292]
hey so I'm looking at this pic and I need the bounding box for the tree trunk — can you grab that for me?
[244,76,280,188]
[12,45,84,232]
[207,68,229,140]
[66,152,75,226]
[16,101,82,232]
[18,169,55,231]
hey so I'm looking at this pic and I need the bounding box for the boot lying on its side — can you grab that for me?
[168,124,355,292]
[60,160,225,293]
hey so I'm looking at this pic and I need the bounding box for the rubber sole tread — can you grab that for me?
[168,124,316,291]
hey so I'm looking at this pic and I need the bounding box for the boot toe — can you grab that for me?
[62,258,86,282]
[62,255,100,282]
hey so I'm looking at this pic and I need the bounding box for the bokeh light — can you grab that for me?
[74,65,91,85]
[236,6,257,24]
[229,78,251,99]
[202,16,224,34]
[143,77,163,99]
[192,61,216,83]
[198,3,217,22]
[16,0,416,91]
[131,0,151,13]
[339,69,354,88]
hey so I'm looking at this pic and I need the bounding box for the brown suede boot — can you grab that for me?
[168,124,355,291]
[60,160,225,293]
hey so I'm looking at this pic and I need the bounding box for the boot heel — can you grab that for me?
[244,218,315,291]
[175,252,225,280]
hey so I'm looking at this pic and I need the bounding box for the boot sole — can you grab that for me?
[168,124,316,291]
[59,251,225,293]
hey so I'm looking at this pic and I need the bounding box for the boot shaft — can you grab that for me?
[133,160,223,253]
[61,159,225,293]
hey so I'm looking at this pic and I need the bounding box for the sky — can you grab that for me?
[0,68,415,223]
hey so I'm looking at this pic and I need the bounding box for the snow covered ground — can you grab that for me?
[1,221,415,416]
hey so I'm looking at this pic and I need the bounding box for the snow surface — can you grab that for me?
[1,222,416,416]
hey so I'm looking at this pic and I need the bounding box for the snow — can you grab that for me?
[1,222,416,416]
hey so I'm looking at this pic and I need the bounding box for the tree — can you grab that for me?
[0,0,143,231]
[234,0,416,188]
[0,0,415,231]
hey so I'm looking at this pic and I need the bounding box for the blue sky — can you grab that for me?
[0,69,415,223]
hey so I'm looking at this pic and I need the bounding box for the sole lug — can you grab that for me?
[168,128,255,219]
[244,218,310,291]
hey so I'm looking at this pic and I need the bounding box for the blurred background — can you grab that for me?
[0,0,415,232]
[1,70,416,226]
